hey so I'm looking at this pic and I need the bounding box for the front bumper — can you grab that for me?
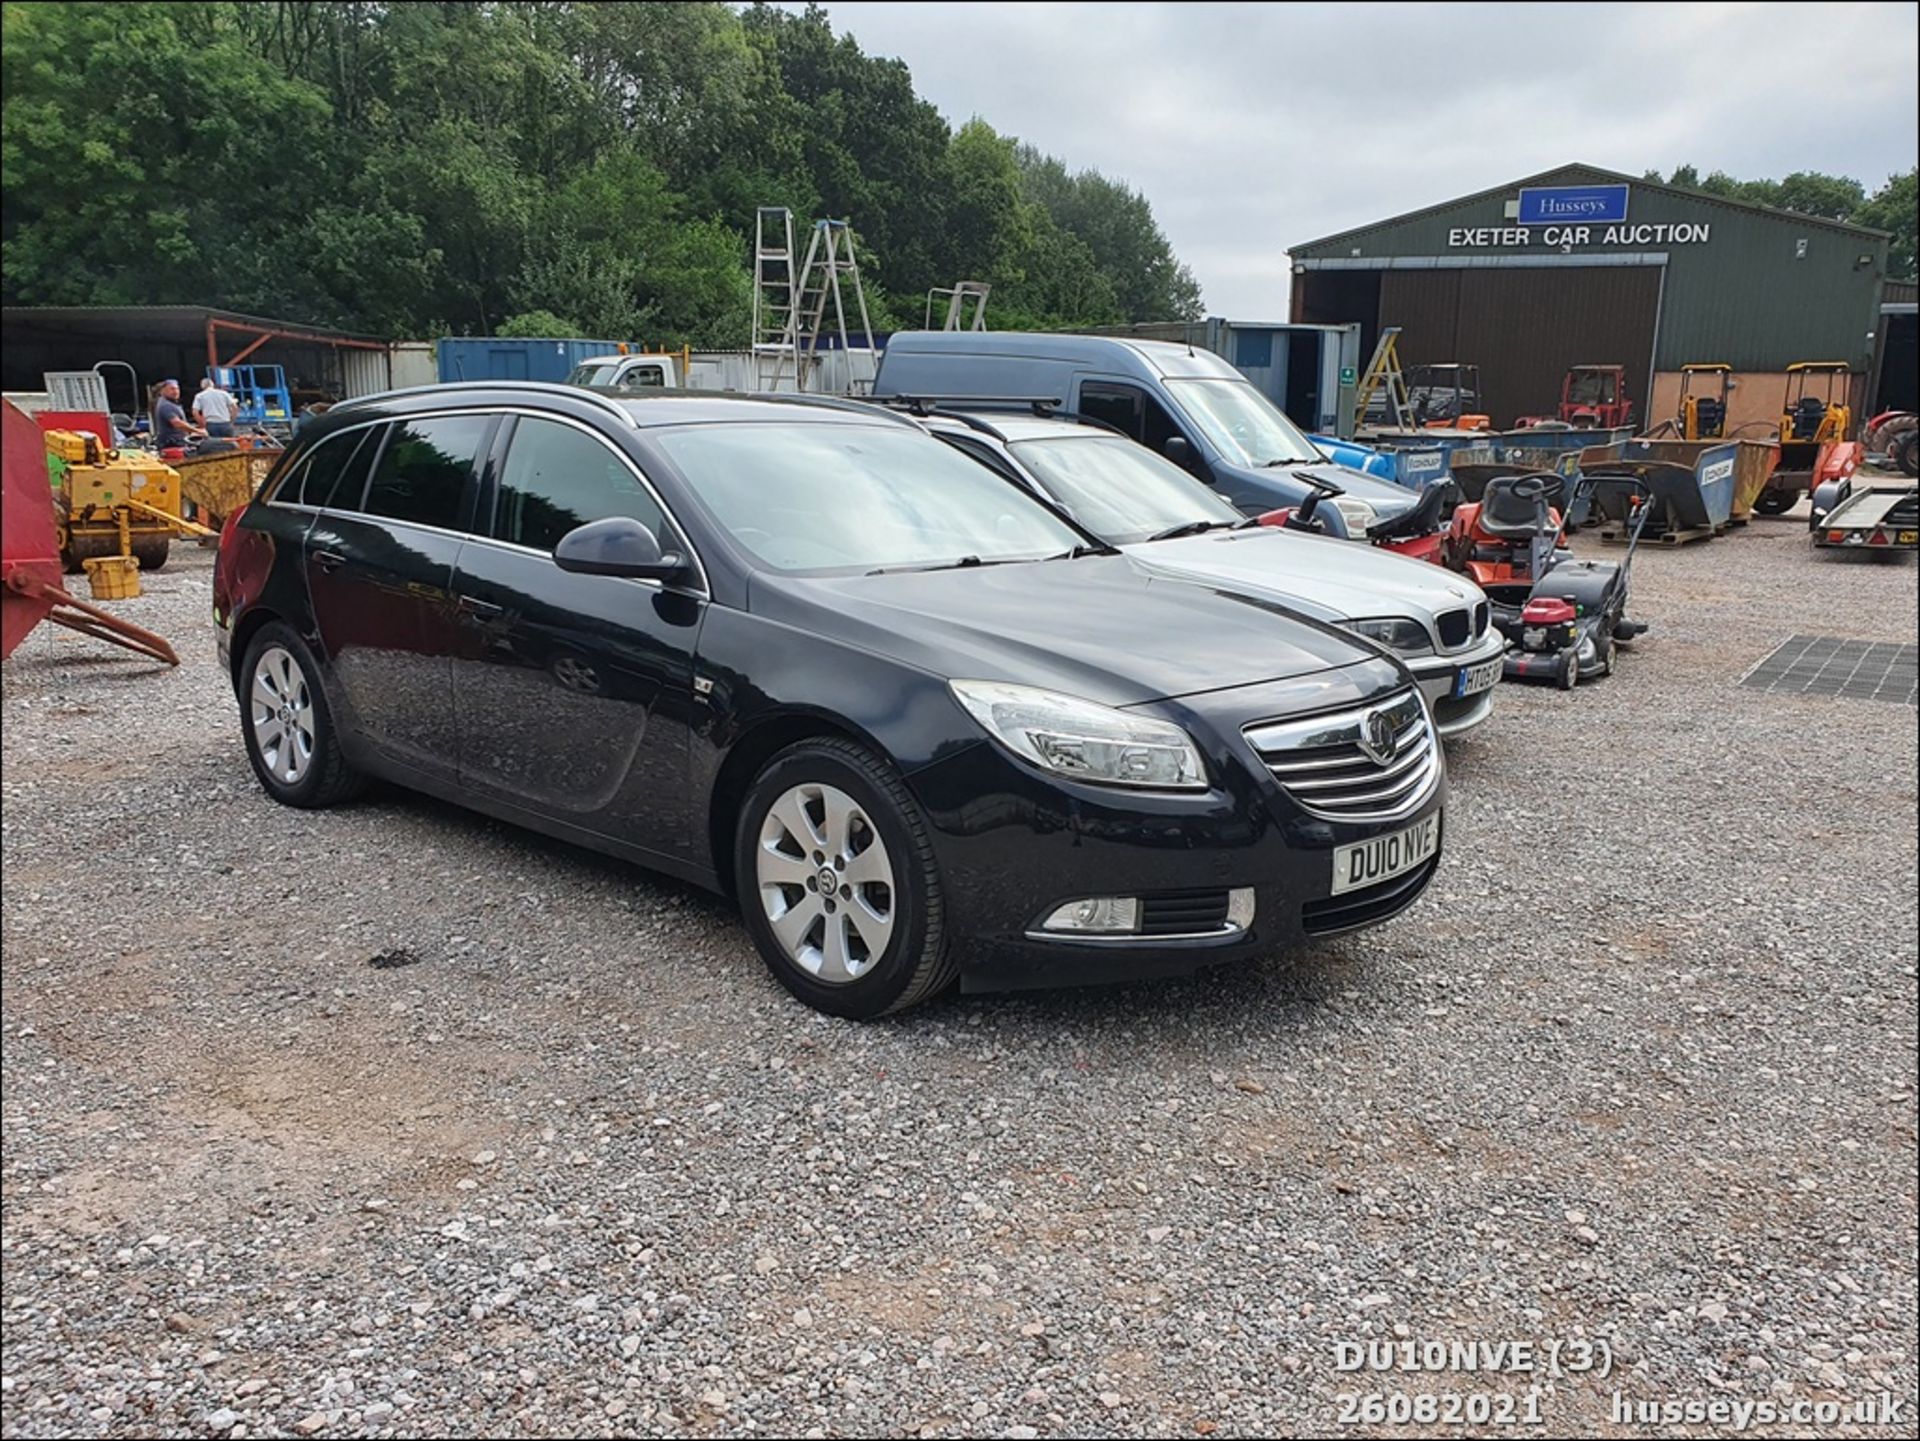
[905,667,1446,993]
[1404,629,1505,737]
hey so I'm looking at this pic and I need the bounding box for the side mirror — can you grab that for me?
[553,517,684,580]
[1163,435,1193,468]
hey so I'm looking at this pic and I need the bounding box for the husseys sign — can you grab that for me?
[1447,183,1712,248]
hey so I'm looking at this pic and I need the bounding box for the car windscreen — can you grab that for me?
[1008,435,1242,544]
[652,422,1086,574]
[563,363,617,386]
[1165,379,1323,468]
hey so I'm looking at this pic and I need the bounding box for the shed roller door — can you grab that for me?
[1381,265,1661,427]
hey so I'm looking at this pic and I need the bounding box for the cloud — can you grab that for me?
[805,0,1919,315]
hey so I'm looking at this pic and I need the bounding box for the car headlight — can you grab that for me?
[1331,497,1378,535]
[950,681,1207,790]
[1340,616,1433,655]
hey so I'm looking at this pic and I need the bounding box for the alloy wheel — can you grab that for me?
[250,645,316,785]
[756,782,897,984]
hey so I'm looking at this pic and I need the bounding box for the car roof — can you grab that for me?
[320,382,916,437]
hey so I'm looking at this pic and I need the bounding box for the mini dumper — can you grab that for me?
[1489,473,1653,690]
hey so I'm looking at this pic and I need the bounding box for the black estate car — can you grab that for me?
[213,383,1445,1017]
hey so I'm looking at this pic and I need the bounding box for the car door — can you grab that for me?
[1076,379,1210,481]
[450,413,704,856]
[302,412,495,777]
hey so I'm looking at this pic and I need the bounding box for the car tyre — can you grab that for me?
[239,621,366,809]
[1753,490,1798,516]
[736,737,957,1019]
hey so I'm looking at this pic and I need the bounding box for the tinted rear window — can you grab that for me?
[359,415,493,530]
[289,425,380,508]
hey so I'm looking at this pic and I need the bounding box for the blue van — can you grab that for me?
[872,331,1422,539]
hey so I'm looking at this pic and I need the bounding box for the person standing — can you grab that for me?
[152,379,205,450]
[193,375,238,437]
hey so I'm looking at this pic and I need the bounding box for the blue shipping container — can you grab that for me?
[436,337,626,384]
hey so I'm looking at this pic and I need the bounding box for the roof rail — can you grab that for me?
[908,400,1128,443]
[880,394,1060,418]
[741,391,923,428]
[330,380,639,428]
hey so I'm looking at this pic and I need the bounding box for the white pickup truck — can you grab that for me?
[564,353,690,391]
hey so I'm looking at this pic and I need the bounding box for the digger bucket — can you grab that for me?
[2,400,177,666]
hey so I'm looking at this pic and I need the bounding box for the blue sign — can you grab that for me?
[1517,184,1630,226]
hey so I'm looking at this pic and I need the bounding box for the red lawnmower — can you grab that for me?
[1446,471,1651,688]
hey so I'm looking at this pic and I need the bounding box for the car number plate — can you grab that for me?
[1331,814,1441,895]
[1899,530,1918,545]
[1453,656,1503,698]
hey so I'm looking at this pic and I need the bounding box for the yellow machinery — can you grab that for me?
[1677,363,1732,440]
[45,430,212,575]
[1781,362,1852,446]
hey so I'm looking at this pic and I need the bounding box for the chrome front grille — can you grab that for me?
[1243,689,1440,822]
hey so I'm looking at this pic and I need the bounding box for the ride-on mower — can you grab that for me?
[1258,469,1453,565]
[1446,472,1650,688]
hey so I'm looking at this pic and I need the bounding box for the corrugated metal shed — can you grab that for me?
[0,305,389,402]
[1292,164,1890,372]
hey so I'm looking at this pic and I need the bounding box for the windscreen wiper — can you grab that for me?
[1045,542,1119,559]
[866,555,995,576]
[1261,456,1323,468]
[1146,519,1235,542]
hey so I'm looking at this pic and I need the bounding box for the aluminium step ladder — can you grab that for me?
[752,210,877,393]
[1353,326,1415,431]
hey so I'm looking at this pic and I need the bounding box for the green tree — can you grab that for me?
[1018,147,1203,321]
[3,0,1204,341]
[496,309,583,338]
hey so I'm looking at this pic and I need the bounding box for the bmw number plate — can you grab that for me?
[1331,814,1441,895]
[1453,656,1503,698]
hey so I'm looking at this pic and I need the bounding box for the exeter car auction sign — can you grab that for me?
[1447,183,1712,249]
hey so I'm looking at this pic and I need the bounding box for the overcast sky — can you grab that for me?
[803,1,1920,318]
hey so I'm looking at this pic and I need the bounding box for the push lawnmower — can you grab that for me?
[1489,473,1652,689]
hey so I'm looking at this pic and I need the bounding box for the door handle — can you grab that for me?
[311,549,346,572]
[457,595,504,619]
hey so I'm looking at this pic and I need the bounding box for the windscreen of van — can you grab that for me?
[1165,379,1323,468]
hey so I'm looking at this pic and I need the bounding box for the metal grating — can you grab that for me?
[1740,635,1917,706]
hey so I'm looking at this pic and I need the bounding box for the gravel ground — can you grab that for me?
[3,514,1915,1439]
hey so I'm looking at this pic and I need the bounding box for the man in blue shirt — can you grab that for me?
[152,378,204,450]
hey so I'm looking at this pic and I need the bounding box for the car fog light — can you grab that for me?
[1042,897,1141,933]
[1226,888,1256,928]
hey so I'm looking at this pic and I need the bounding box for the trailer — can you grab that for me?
[1811,483,1918,552]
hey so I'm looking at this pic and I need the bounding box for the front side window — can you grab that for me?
[654,422,1083,574]
[359,415,492,530]
[494,416,666,552]
[1008,436,1240,544]
[1164,379,1322,467]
